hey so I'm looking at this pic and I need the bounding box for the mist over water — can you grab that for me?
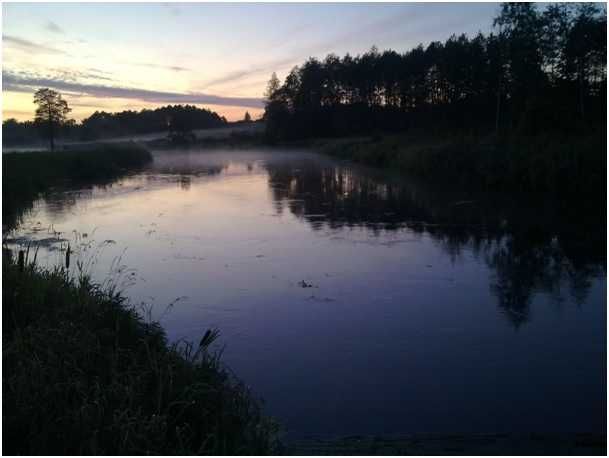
[7,149,606,438]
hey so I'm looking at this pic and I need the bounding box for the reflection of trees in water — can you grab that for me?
[38,185,108,223]
[266,159,606,327]
[42,190,82,218]
[486,237,562,327]
[178,175,191,190]
[269,164,436,233]
[155,165,225,178]
[485,235,604,327]
[14,163,227,227]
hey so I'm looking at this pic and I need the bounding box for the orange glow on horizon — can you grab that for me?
[2,90,264,123]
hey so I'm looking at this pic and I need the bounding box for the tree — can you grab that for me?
[564,3,606,120]
[33,88,71,151]
[262,2,606,139]
[243,111,252,122]
[263,73,290,141]
[540,3,573,84]
[264,72,281,104]
[493,2,545,122]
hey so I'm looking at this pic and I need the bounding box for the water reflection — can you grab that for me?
[264,157,605,327]
[6,150,606,330]
[5,149,605,437]
[178,175,191,191]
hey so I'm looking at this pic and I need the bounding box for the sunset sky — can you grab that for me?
[2,2,500,122]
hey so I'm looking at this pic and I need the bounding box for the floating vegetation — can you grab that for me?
[298,280,316,288]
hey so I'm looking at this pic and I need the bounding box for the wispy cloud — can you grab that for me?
[5,68,114,84]
[200,56,298,90]
[199,10,424,91]
[45,21,64,34]
[129,62,191,72]
[55,68,115,83]
[3,71,264,108]
[293,10,421,59]
[3,34,67,55]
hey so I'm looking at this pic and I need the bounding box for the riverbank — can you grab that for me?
[3,140,604,455]
[3,143,152,230]
[2,143,278,454]
[2,251,277,454]
[307,132,606,201]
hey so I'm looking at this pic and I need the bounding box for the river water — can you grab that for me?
[7,148,606,438]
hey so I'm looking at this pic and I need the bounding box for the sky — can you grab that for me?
[2,2,501,122]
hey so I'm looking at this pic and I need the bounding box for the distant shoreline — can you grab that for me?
[2,122,264,153]
[294,130,606,202]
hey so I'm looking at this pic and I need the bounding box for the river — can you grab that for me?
[6,148,606,439]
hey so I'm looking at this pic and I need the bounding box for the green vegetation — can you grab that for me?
[3,143,152,230]
[315,132,606,198]
[2,251,277,455]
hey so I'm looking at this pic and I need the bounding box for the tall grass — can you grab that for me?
[2,250,278,455]
[3,143,153,230]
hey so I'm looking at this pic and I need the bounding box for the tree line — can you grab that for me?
[3,102,228,146]
[264,3,606,140]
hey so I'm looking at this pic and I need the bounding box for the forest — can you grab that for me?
[2,104,228,144]
[264,3,607,140]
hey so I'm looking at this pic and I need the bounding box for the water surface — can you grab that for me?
[8,148,606,438]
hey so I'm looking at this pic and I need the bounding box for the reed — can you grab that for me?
[2,250,278,455]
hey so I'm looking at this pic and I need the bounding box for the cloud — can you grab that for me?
[200,56,298,89]
[3,71,264,108]
[55,68,115,82]
[5,68,115,84]
[45,21,64,34]
[3,34,67,55]
[198,9,425,91]
[130,62,191,72]
[86,67,113,76]
[293,11,419,59]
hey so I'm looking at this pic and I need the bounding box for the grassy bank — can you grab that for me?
[3,142,278,454]
[3,143,153,230]
[2,252,277,454]
[314,132,606,199]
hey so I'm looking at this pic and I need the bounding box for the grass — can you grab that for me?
[2,143,278,454]
[2,250,278,455]
[2,143,153,230]
[314,132,606,198]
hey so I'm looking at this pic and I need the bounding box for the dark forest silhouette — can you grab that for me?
[264,3,606,140]
[3,104,228,145]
